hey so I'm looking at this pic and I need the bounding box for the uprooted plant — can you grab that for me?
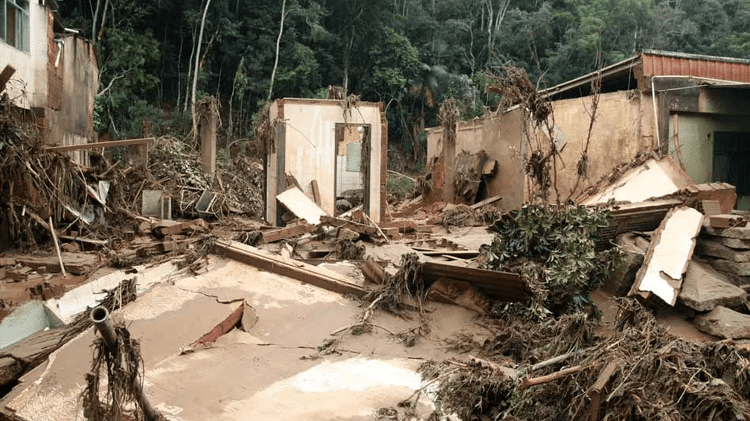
[326,253,431,351]
[417,298,750,421]
[481,204,624,319]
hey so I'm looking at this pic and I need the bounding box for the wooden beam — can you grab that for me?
[45,138,155,152]
[261,223,316,243]
[422,262,529,302]
[470,194,502,210]
[311,180,322,206]
[0,65,16,93]
[212,240,366,297]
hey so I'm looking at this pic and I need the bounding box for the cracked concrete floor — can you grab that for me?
[3,257,487,421]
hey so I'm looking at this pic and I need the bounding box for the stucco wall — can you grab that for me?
[426,109,526,211]
[1,3,48,109]
[549,90,652,201]
[670,113,750,208]
[267,99,384,225]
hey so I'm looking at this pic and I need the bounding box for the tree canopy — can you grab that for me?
[58,0,750,167]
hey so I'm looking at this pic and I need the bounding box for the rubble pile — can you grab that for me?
[141,136,264,218]
[419,298,750,421]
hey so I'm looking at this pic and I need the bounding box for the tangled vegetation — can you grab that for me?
[482,205,624,319]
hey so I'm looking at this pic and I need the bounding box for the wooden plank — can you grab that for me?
[319,215,380,236]
[588,360,621,421]
[57,235,110,247]
[311,180,322,206]
[0,65,16,93]
[379,220,417,233]
[422,262,529,302]
[261,223,316,243]
[212,240,366,297]
[420,250,480,258]
[44,137,154,152]
[470,195,502,210]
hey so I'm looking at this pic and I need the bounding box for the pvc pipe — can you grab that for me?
[90,306,162,421]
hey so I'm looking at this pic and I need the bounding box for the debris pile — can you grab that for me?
[418,298,750,421]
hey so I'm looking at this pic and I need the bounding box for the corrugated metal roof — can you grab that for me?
[542,50,750,99]
[642,50,750,82]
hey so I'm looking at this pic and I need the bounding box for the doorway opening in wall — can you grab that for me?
[713,131,750,210]
[334,123,371,216]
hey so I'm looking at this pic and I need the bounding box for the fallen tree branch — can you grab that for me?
[518,365,583,390]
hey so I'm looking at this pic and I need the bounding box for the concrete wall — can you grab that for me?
[547,90,655,201]
[0,2,49,109]
[426,109,527,211]
[47,34,98,161]
[267,99,385,224]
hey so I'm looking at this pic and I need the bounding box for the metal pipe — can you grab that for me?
[90,306,162,421]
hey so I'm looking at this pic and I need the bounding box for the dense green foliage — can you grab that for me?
[483,205,625,319]
[58,0,750,164]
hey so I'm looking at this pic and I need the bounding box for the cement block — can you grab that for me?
[694,306,750,339]
[679,260,746,312]
[142,190,164,218]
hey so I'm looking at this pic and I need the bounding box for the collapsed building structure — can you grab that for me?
[1,49,750,420]
[425,50,750,210]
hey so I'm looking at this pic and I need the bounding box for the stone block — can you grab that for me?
[679,260,746,312]
[694,306,750,339]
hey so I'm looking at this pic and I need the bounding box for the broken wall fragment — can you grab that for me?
[629,207,703,306]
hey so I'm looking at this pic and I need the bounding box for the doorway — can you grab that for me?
[334,124,371,216]
[713,131,750,210]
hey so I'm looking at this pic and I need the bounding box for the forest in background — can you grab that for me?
[57,0,750,169]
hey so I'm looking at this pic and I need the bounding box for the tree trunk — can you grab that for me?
[97,0,110,41]
[92,0,101,40]
[184,25,196,113]
[191,0,214,140]
[267,0,288,102]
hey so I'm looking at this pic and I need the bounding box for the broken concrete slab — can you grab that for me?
[0,301,63,349]
[709,259,750,277]
[696,239,750,262]
[679,260,746,312]
[277,187,328,225]
[580,158,693,206]
[694,306,750,339]
[606,233,648,295]
[629,207,704,306]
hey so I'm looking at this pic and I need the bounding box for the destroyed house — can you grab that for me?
[426,50,750,210]
[266,98,387,225]
[1,0,98,163]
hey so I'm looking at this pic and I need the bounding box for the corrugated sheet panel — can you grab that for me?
[642,52,750,82]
